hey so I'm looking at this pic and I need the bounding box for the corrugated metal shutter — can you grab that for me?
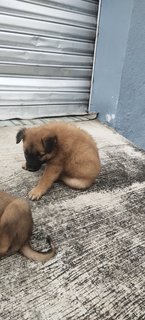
[0,0,99,120]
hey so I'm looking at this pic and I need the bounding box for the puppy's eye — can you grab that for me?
[38,152,46,161]
[39,152,45,157]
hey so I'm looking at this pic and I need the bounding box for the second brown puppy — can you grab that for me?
[0,191,56,262]
[16,122,101,200]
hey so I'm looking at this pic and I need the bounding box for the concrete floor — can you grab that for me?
[0,119,145,320]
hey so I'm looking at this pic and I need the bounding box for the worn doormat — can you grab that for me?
[0,123,145,320]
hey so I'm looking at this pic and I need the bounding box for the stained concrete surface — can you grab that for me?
[0,119,145,319]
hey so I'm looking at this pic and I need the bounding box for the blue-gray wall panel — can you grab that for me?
[116,0,145,150]
[90,0,134,125]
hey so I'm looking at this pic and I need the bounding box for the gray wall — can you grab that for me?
[91,0,145,150]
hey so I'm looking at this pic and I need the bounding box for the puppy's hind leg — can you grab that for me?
[0,233,10,256]
[62,176,93,189]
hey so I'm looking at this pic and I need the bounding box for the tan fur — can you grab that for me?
[0,191,56,262]
[16,122,101,200]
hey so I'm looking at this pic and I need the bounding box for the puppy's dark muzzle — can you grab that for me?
[24,150,45,172]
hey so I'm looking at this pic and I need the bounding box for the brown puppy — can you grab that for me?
[0,191,56,262]
[16,122,101,200]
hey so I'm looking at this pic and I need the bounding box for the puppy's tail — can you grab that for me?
[20,236,56,262]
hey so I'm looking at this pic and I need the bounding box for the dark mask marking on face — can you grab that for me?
[24,148,42,172]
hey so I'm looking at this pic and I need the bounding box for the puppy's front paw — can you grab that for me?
[22,162,27,170]
[28,187,44,201]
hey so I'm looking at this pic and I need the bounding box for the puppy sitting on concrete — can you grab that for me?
[16,122,101,200]
[0,191,56,262]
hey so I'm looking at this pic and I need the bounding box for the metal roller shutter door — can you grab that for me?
[0,0,99,120]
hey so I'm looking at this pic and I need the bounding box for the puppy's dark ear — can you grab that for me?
[16,128,26,144]
[42,136,57,153]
